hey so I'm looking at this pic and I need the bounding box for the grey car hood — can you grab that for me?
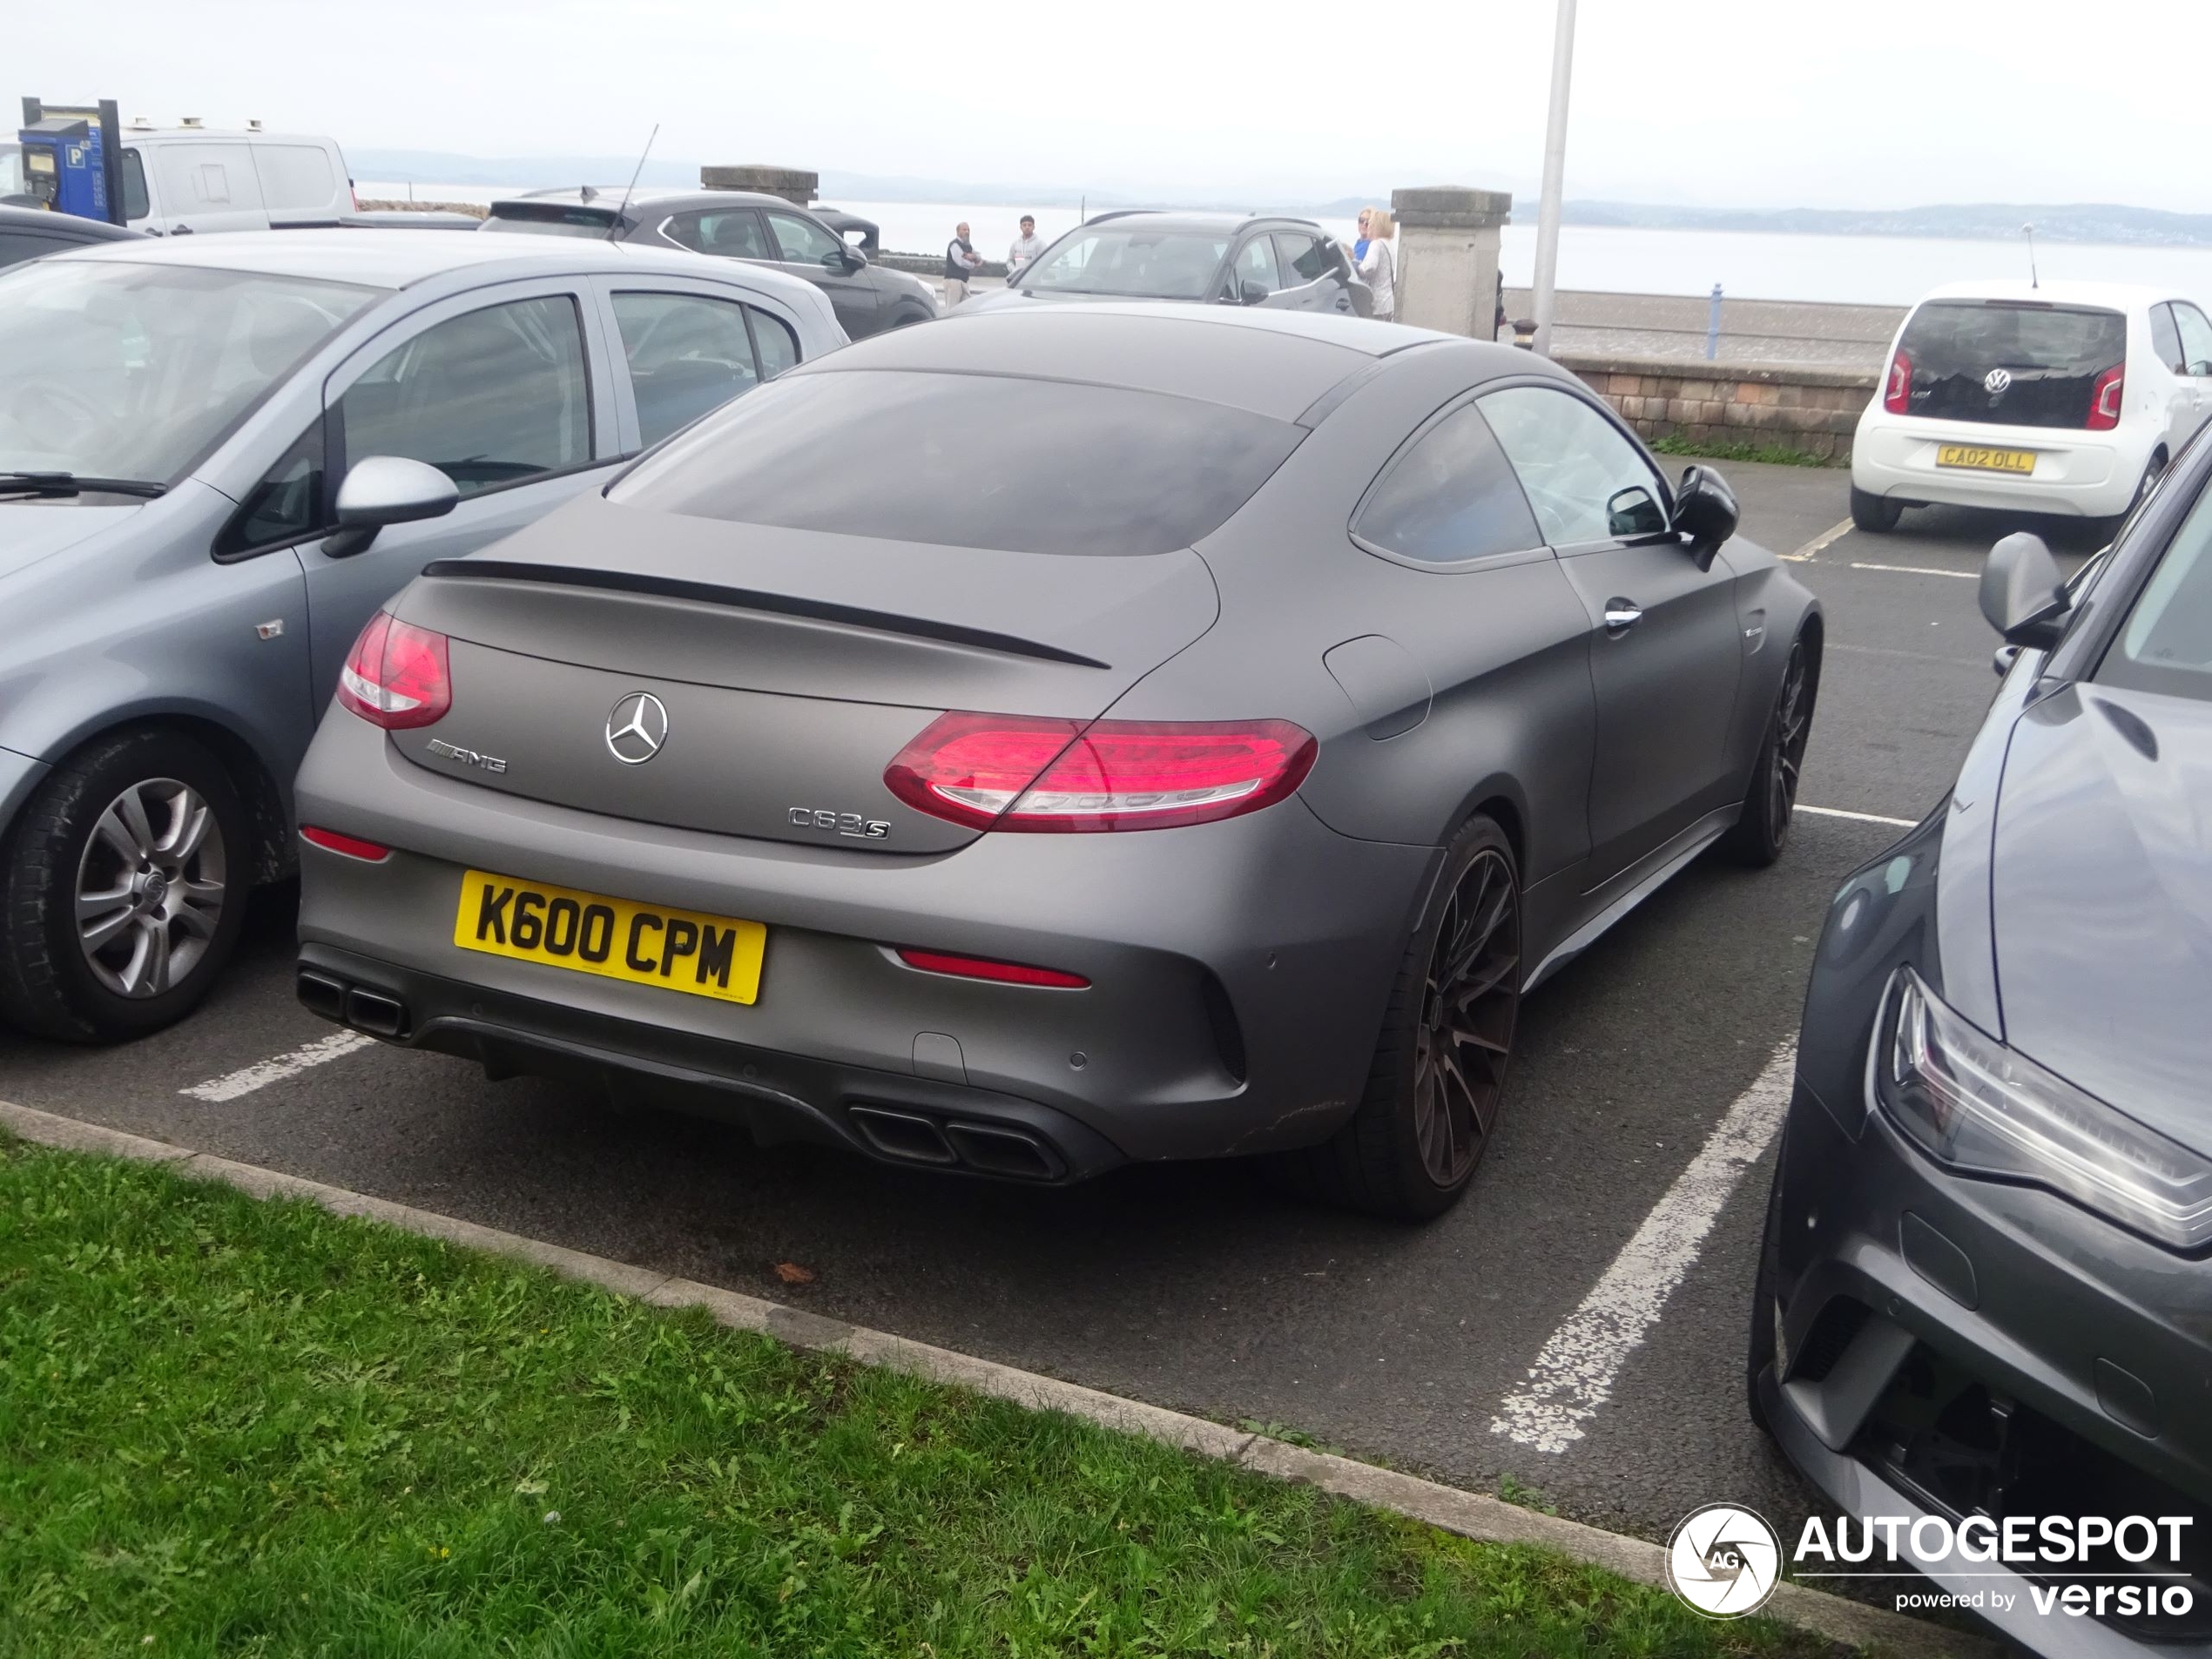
[1989,682,2212,1156]
[0,502,145,583]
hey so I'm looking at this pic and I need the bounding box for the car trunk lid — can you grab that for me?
[1893,299,2128,430]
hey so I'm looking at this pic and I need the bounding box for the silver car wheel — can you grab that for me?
[74,777,227,999]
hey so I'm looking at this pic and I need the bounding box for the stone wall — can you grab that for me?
[1558,352,1877,462]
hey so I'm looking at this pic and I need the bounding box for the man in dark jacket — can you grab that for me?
[944,222,984,308]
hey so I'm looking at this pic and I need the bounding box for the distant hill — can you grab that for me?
[339,154,2212,246]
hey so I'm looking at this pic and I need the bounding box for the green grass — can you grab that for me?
[1647,434,1838,469]
[0,1140,1832,1658]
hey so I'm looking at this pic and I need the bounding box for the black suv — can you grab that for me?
[480,189,938,340]
[966,210,1370,317]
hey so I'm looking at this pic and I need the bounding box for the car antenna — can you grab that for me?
[609,124,659,241]
[2022,221,2039,290]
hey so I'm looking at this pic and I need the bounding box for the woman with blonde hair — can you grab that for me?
[1356,206,1395,321]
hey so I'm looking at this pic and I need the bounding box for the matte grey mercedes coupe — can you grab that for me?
[293,304,1821,1218]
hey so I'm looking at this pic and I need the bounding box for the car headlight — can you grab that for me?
[1877,968,2212,1251]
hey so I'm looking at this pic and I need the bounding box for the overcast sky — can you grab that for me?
[20,0,2212,211]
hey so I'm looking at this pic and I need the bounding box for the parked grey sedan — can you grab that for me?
[0,230,842,1042]
[293,304,1819,1218]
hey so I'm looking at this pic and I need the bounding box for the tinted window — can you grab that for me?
[1354,402,1541,564]
[120,148,149,220]
[1233,235,1282,294]
[1479,386,1666,546]
[2102,477,2212,702]
[664,209,771,260]
[611,292,760,448]
[1021,228,1231,300]
[2175,304,2212,378]
[2151,304,2186,374]
[609,370,1302,556]
[219,419,325,554]
[1274,233,1327,283]
[1894,300,2127,429]
[766,211,842,266]
[0,231,69,271]
[478,209,615,239]
[752,309,799,379]
[339,296,590,496]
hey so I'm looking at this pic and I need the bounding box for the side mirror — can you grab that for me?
[1673,464,1739,570]
[322,456,458,559]
[1239,279,1270,307]
[836,245,867,272]
[1979,530,2069,649]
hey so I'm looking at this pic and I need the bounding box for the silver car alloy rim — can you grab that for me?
[1413,846,1520,1188]
[74,777,226,999]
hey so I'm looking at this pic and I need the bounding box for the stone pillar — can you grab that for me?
[1390,186,1511,340]
[699,165,818,206]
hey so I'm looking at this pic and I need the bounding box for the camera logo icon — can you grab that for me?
[1665,1503,1783,1618]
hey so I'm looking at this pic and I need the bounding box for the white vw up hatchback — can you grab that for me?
[1851,281,2212,536]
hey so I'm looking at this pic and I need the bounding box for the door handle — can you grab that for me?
[171,223,194,234]
[1602,599,1642,634]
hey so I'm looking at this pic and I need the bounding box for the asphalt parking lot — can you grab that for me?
[0,461,2081,1561]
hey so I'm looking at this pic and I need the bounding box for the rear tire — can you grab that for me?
[0,730,249,1043]
[1746,1156,1786,1437]
[1848,485,1901,533]
[1276,814,1521,1221]
[1718,635,1815,867]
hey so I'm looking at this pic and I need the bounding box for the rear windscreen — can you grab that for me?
[606,369,1305,556]
[1895,300,2127,429]
[480,206,618,238]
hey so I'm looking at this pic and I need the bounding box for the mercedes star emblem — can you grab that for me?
[1983,368,2013,395]
[605,692,670,765]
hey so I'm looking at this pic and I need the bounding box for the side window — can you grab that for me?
[2174,304,2212,378]
[217,419,327,556]
[611,292,761,449]
[751,307,800,379]
[666,210,772,260]
[0,231,64,266]
[337,295,591,496]
[120,149,149,220]
[1353,401,1542,564]
[1273,233,1327,284]
[1478,385,1668,547]
[1231,235,1283,294]
[2151,304,2187,374]
[766,211,843,267]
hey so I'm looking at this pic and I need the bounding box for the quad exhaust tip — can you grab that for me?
[849,1105,1065,1182]
[296,969,408,1040]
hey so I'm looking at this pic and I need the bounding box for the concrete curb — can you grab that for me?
[1,1100,1990,1658]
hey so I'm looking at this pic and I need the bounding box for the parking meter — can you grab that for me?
[16,99,125,225]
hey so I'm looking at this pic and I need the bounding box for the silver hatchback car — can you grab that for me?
[0,230,842,1042]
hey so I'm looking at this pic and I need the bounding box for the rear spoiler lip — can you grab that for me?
[419,558,1112,671]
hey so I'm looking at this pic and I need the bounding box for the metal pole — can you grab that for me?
[1705,283,1723,360]
[1529,0,1578,358]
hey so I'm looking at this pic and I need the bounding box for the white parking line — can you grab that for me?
[179,1032,376,1103]
[1490,1039,1796,1453]
[1778,516,1854,563]
[1848,561,1977,579]
[1798,803,1918,828]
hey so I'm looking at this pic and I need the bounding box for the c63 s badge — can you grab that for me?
[425,738,509,774]
[790,806,891,840]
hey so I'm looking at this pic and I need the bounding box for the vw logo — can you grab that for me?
[1983,368,2013,395]
[604,692,669,765]
[1664,1504,1782,1619]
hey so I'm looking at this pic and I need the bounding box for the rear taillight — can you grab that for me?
[1884,348,1913,414]
[300,826,391,861]
[336,610,451,729]
[885,712,1317,833]
[895,948,1088,988]
[2088,363,2125,430]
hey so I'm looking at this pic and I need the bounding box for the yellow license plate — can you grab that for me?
[453,869,765,1005]
[1936,444,2036,475]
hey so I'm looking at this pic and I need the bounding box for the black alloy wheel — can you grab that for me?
[1721,637,1815,866]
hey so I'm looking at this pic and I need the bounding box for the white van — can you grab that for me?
[116,126,354,235]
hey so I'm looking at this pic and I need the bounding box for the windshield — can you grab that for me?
[1017,227,1231,300]
[480,208,617,239]
[1895,300,2127,430]
[0,259,377,484]
[0,144,23,199]
[2101,477,2212,703]
[609,368,1303,556]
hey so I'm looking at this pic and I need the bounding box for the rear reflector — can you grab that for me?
[895,948,1089,988]
[884,712,1317,833]
[336,610,451,730]
[300,826,391,861]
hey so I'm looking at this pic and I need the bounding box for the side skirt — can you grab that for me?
[1522,804,1740,993]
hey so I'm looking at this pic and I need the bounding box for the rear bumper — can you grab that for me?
[293,712,1433,1170]
[1851,414,2145,517]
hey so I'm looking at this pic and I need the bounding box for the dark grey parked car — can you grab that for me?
[1752,452,2212,1653]
[0,202,142,272]
[0,230,840,1043]
[963,210,1370,317]
[481,189,938,338]
[292,304,1818,1218]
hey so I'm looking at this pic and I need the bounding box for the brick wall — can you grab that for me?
[1556,352,1878,462]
